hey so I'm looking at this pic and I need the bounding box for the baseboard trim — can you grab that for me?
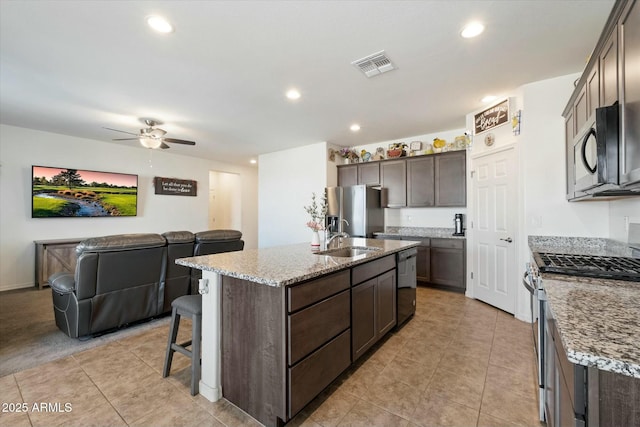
[0,282,35,292]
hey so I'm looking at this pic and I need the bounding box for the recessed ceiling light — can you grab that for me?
[286,89,301,100]
[461,21,484,38]
[350,124,361,132]
[250,159,257,164]
[481,95,497,103]
[147,16,174,33]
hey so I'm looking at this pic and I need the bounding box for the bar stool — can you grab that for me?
[162,294,202,395]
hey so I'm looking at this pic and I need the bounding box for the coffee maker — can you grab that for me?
[453,213,465,236]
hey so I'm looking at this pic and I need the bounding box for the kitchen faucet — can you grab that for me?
[324,219,349,250]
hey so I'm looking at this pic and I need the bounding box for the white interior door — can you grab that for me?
[472,147,517,314]
[209,171,242,230]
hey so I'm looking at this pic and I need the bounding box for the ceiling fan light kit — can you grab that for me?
[104,118,196,150]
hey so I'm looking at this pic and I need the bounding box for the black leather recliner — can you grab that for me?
[191,229,245,293]
[161,231,195,314]
[49,234,167,338]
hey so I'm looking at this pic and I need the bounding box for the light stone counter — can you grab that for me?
[375,226,466,240]
[176,237,420,287]
[529,235,634,257]
[544,277,640,378]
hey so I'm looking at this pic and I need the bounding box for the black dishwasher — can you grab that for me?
[396,248,417,326]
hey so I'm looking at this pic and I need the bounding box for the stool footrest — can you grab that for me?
[171,342,193,358]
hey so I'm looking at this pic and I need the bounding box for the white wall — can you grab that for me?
[0,124,258,291]
[258,141,329,248]
[609,198,640,242]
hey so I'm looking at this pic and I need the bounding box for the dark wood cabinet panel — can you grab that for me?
[381,160,407,207]
[287,270,350,312]
[565,111,576,200]
[352,254,395,285]
[600,31,618,107]
[288,329,351,418]
[416,245,430,282]
[358,162,380,186]
[620,0,640,188]
[435,151,466,207]
[351,278,377,361]
[407,156,435,207]
[337,165,358,187]
[587,64,600,118]
[288,290,350,365]
[430,246,465,290]
[376,270,396,337]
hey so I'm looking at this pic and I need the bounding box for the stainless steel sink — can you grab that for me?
[316,246,382,257]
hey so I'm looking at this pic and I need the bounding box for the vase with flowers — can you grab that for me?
[338,147,359,164]
[304,192,327,250]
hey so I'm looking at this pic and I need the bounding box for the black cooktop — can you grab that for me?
[533,252,640,282]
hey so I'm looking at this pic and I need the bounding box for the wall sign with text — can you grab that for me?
[474,99,509,134]
[154,177,197,196]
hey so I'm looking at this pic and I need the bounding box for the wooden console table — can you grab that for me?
[34,238,85,289]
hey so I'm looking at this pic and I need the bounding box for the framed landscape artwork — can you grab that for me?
[32,166,138,218]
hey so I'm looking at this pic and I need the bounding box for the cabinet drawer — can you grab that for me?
[287,270,350,312]
[352,255,395,285]
[288,329,351,418]
[431,238,464,249]
[288,290,350,365]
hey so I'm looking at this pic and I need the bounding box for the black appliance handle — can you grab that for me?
[581,127,597,174]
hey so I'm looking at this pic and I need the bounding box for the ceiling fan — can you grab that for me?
[103,118,196,149]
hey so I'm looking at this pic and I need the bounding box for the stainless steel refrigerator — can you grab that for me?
[325,185,384,237]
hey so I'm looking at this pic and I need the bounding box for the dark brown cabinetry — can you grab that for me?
[380,160,407,207]
[407,156,435,207]
[435,151,466,206]
[599,31,618,108]
[337,164,358,186]
[429,238,466,291]
[337,162,380,186]
[351,255,396,361]
[415,238,431,282]
[337,150,467,208]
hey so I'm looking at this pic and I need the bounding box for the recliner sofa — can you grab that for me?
[49,229,244,338]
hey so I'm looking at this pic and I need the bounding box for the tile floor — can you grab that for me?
[0,287,543,427]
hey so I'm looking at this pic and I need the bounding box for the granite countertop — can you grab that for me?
[375,227,466,240]
[544,277,640,378]
[529,235,634,257]
[176,237,419,288]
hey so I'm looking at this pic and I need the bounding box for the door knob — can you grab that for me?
[500,237,513,243]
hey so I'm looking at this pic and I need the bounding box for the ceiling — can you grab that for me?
[0,1,614,166]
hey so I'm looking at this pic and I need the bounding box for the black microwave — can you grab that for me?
[574,104,620,194]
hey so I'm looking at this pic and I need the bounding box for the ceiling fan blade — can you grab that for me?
[112,138,139,141]
[103,127,140,136]
[160,142,171,149]
[163,137,196,146]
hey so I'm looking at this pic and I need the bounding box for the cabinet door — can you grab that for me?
[574,84,589,135]
[545,319,556,427]
[435,151,466,207]
[338,165,358,187]
[430,247,465,290]
[358,162,380,186]
[586,64,600,118]
[416,246,430,282]
[407,156,435,207]
[376,270,396,337]
[565,110,576,200]
[620,0,640,187]
[380,160,407,207]
[351,278,377,361]
[556,350,575,427]
[600,31,618,107]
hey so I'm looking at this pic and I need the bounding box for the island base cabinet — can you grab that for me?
[288,330,351,418]
[588,367,640,427]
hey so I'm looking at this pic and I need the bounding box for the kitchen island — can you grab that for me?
[176,237,419,426]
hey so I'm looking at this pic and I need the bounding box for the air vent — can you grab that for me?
[352,51,396,78]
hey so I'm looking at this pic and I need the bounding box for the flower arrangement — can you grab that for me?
[304,192,327,231]
[338,147,359,162]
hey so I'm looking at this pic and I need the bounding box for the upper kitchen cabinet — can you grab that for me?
[380,160,407,207]
[407,156,435,207]
[435,151,466,207]
[562,0,640,199]
[620,0,640,189]
[337,163,380,186]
